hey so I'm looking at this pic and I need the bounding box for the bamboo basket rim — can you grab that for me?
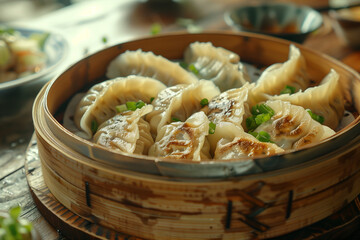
[40,31,360,178]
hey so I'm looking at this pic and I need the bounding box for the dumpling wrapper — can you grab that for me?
[146,80,220,136]
[149,111,211,161]
[184,41,250,91]
[252,44,310,102]
[74,76,167,138]
[106,49,198,86]
[93,105,153,155]
[213,122,285,159]
[254,100,336,150]
[268,69,344,130]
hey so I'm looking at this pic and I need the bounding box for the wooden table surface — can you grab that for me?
[1,0,360,239]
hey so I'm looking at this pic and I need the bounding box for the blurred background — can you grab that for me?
[0,0,359,23]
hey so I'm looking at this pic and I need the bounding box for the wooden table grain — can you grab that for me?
[1,1,360,239]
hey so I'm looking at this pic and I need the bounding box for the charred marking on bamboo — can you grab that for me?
[105,229,111,239]
[239,215,269,232]
[286,190,294,219]
[85,181,91,207]
[226,200,233,229]
[60,209,70,216]
[66,214,77,221]
[96,226,104,236]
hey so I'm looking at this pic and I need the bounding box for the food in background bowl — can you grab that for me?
[0,26,48,83]
[225,3,323,43]
[63,42,346,162]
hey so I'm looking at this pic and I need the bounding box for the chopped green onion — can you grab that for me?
[150,23,162,35]
[256,131,273,143]
[102,36,108,44]
[209,122,216,134]
[188,63,199,75]
[246,104,274,131]
[179,61,188,69]
[307,109,324,124]
[91,120,98,133]
[249,131,258,138]
[150,97,155,103]
[200,98,209,107]
[246,116,258,132]
[115,104,127,113]
[255,113,271,126]
[126,101,137,111]
[280,85,296,95]
[251,104,275,116]
[249,131,273,143]
[135,100,145,109]
[171,117,181,122]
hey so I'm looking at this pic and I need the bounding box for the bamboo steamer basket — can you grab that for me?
[32,32,360,240]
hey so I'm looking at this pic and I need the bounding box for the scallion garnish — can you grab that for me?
[249,131,273,143]
[280,85,296,95]
[251,104,275,116]
[126,101,137,111]
[246,104,275,131]
[188,63,199,75]
[171,117,181,122]
[255,113,271,126]
[307,109,324,124]
[150,23,162,35]
[200,98,209,107]
[102,36,108,44]
[209,122,216,134]
[246,116,258,132]
[115,104,127,113]
[91,120,98,134]
[179,61,188,69]
[256,131,273,143]
[135,100,145,109]
[150,97,155,103]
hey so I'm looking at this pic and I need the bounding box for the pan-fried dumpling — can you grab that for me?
[106,50,198,86]
[184,42,250,91]
[213,122,285,159]
[149,112,211,161]
[268,69,344,130]
[74,76,167,138]
[93,105,153,155]
[146,80,220,136]
[204,82,255,128]
[253,100,335,150]
[184,41,240,64]
[252,44,310,102]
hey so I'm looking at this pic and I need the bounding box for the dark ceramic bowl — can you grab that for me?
[225,3,323,43]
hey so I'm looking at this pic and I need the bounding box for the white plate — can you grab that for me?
[0,27,69,90]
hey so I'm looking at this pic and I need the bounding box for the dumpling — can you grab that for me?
[213,122,285,159]
[93,104,153,155]
[149,112,211,161]
[184,41,240,64]
[146,80,220,136]
[74,76,167,138]
[253,100,335,150]
[252,44,310,102]
[268,69,344,130]
[106,49,198,86]
[204,82,255,128]
[184,42,250,91]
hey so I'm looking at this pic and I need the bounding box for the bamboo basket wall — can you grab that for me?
[32,32,360,240]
